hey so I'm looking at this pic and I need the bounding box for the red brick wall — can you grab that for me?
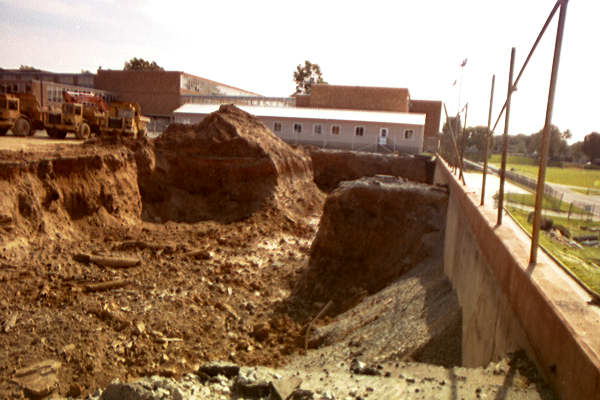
[303,84,410,112]
[409,100,442,138]
[95,70,182,116]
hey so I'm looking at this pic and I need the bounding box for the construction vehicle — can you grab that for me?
[0,93,43,137]
[0,91,89,139]
[44,101,91,139]
[63,91,109,136]
[101,101,149,138]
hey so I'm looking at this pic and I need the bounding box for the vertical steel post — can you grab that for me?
[481,75,495,206]
[530,0,569,264]
[459,103,468,183]
[497,48,516,226]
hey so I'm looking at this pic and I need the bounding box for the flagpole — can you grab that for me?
[457,58,468,115]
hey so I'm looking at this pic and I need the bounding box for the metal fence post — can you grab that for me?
[530,0,569,265]
[459,103,469,183]
[497,48,516,226]
[481,75,495,206]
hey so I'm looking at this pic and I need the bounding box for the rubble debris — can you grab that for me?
[100,381,183,400]
[197,362,240,379]
[232,376,273,398]
[350,359,381,376]
[12,359,61,398]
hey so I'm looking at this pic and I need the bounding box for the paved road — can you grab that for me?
[465,159,600,215]
[462,171,529,208]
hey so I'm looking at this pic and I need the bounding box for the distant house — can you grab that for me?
[173,104,426,154]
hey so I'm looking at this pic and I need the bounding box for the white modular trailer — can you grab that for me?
[173,104,426,154]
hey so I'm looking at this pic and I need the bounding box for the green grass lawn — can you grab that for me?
[503,192,572,213]
[508,207,600,294]
[489,154,600,189]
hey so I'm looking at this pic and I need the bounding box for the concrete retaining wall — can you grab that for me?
[435,158,600,400]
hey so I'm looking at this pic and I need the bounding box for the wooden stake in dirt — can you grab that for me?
[304,300,333,351]
[84,279,130,292]
[74,253,140,268]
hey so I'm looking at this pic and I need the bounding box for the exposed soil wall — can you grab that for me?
[0,145,141,243]
[308,148,435,192]
[295,175,448,313]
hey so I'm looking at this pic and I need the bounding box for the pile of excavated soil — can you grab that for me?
[294,175,449,313]
[0,144,141,243]
[139,105,324,223]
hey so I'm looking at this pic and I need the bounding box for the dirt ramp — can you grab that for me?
[0,146,141,242]
[140,104,323,222]
[297,176,448,311]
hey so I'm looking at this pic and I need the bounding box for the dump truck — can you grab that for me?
[44,101,91,139]
[101,101,149,139]
[63,91,109,136]
[0,93,44,136]
[0,92,88,139]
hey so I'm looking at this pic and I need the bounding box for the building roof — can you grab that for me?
[174,104,426,126]
[179,72,261,97]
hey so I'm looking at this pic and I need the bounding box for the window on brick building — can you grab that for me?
[313,124,322,135]
[331,125,341,135]
[405,129,414,139]
[273,122,282,132]
[355,126,365,137]
[294,123,302,133]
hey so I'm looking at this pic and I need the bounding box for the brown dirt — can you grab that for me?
[0,114,553,399]
[139,104,323,223]
[308,148,436,192]
[292,176,449,314]
[0,106,326,399]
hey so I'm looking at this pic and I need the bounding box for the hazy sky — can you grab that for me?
[1,0,598,142]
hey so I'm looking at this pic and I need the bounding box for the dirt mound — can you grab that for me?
[295,176,448,312]
[308,148,436,192]
[0,145,141,243]
[139,105,323,223]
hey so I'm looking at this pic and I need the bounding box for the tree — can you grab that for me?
[583,132,600,162]
[19,65,39,71]
[439,116,462,165]
[293,60,326,94]
[569,141,586,163]
[123,57,164,72]
[527,125,569,160]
